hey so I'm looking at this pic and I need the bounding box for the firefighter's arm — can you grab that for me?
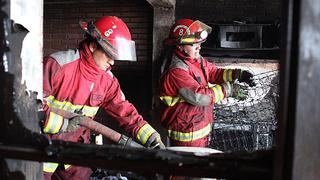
[209,82,249,102]
[162,68,216,106]
[233,69,256,86]
[206,61,255,86]
[42,56,68,134]
[206,62,238,84]
[103,76,165,149]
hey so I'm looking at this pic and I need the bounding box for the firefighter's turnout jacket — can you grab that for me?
[159,49,238,147]
[42,40,156,173]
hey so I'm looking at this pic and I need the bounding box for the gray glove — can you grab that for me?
[145,132,166,149]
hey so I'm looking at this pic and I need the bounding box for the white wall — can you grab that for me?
[11,0,43,98]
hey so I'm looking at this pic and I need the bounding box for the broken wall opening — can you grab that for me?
[209,61,279,153]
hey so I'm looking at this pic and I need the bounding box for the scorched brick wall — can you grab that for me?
[43,0,153,72]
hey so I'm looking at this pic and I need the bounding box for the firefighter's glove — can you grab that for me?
[118,134,144,148]
[231,83,249,100]
[65,116,84,132]
[145,132,166,149]
[237,69,256,87]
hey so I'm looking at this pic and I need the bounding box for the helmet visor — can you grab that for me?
[99,37,137,61]
[180,20,212,44]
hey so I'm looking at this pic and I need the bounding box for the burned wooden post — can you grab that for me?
[0,0,46,179]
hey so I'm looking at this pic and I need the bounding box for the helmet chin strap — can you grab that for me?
[178,46,191,58]
[178,46,199,61]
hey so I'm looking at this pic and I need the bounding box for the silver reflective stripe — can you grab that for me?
[60,118,69,132]
[169,55,189,71]
[179,88,211,106]
[43,112,63,134]
[221,82,232,97]
[50,49,80,65]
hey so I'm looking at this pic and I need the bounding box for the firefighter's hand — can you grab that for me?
[118,134,144,148]
[65,116,84,132]
[146,132,166,149]
[231,83,249,100]
[238,69,256,87]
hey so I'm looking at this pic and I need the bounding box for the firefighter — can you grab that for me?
[42,16,165,180]
[159,19,255,147]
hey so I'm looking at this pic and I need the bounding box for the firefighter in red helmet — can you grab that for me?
[159,19,255,147]
[42,16,165,179]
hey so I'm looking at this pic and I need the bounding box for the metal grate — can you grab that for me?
[209,70,279,153]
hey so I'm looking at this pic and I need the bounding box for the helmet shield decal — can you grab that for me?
[180,20,212,44]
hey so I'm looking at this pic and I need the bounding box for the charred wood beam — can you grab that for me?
[0,141,273,179]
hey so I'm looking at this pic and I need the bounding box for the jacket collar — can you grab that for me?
[78,40,109,81]
[173,48,200,64]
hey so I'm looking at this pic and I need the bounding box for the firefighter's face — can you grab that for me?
[180,43,201,59]
[90,42,114,71]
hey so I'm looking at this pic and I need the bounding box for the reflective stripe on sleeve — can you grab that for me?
[46,95,99,117]
[64,164,71,170]
[43,112,64,134]
[211,84,225,103]
[159,96,185,106]
[44,96,99,134]
[167,124,212,142]
[223,69,233,82]
[136,123,156,145]
[43,162,59,173]
[43,162,71,173]
[221,82,232,97]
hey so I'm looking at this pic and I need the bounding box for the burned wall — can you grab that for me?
[44,0,153,72]
[44,0,154,119]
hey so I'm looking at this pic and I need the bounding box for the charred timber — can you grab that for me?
[0,141,273,179]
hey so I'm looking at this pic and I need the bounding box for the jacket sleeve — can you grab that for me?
[102,76,157,145]
[161,67,223,106]
[205,58,240,84]
[43,56,62,98]
[42,56,68,134]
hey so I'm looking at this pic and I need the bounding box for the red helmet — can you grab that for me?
[165,19,212,46]
[80,16,136,61]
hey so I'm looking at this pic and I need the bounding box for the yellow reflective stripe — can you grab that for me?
[46,95,99,117]
[43,162,58,173]
[43,111,63,134]
[43,163,71,173]
[223,69,233,82]
[168,124,212,142]
[211,85,225,103]
[136,123,156,145]
[159,96,185,106]
[64,164,71,170]
[81,105,99,117]
[181,37,195,43]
